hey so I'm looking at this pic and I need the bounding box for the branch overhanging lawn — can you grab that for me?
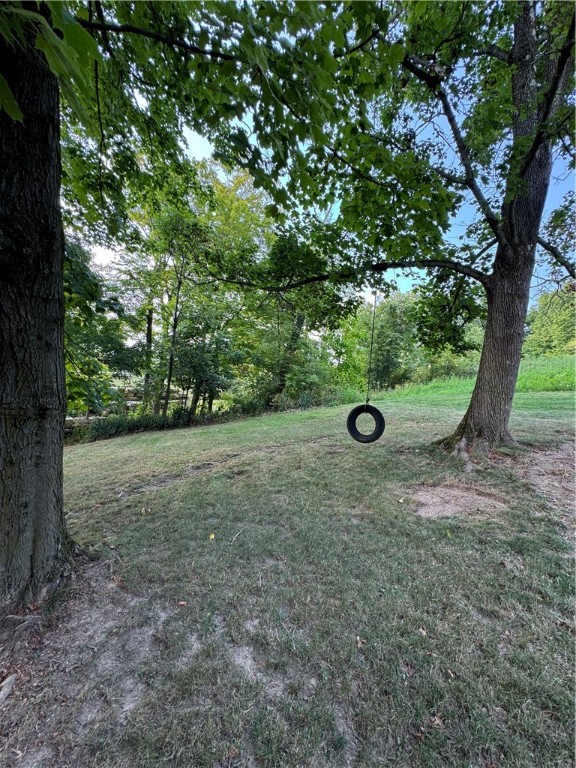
[205,256,491,294]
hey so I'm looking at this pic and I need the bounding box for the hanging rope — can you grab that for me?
[365,291,378,405]
[347,291,385,443]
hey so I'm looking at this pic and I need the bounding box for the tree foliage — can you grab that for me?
[525,286,576,356]
[64,240,127,412]
[1,0,574,613]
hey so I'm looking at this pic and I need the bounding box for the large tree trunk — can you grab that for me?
[445,1,555,455]
[447,142,551,454]
[446,250,534,453]
[0,38,67,613]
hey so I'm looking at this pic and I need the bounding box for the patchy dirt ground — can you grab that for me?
[0,443,573,767]
[497,441,575,516]
[411,485,507,519]
[0,561,155,767]
[412,442,575,521]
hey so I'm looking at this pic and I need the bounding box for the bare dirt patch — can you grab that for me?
[0,560,174,768]
[230,644,286,698]
[411,443,575,521]
[495,442,575,517]
[411,485,507,519]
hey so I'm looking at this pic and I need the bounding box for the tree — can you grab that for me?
[230,1,574,453]
[525,286,576,356]
[64,240,128,413]
[1,14,67,613]
[371,294,419,390]
[0,0,352,612]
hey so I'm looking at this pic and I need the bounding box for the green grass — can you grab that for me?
[8,390,574,768]
[385,355,574,404]
[515,355,575,393]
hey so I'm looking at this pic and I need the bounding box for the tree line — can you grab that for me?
[65,160,574,431]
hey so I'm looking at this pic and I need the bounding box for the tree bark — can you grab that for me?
[161,280,182,418]
[446,251,534,452]
[265,312,305,407]
[0,38,67,613]
[445,1,556,454]
[189,380,202,417]
[142,306,154,409]
[447,146,552,453]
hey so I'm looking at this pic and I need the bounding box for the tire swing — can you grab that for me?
[347,293,385,444]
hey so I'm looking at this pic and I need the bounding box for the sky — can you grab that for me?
[181,131,573,299]
[93,126,574,304]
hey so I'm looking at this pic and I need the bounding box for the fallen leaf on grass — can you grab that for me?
[402,660,416,677]
[209,533,216,540]
[228,746,240,759]
[418,627,427,636]
[430,713,444,728]
[0,674,17,707]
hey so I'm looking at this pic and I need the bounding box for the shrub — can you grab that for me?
[322,386,365,406]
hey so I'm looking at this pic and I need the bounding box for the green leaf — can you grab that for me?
[198,27,209,50]
[61,11,101,71]
[0,73,23,121]
[265,203,280,218]
[389,42,404,68]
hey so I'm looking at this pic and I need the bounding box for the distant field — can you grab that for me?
[515,355,575,392]
[384,354,575,404]
[3,388,574,768]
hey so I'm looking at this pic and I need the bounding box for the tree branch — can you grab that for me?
[334,27,380,58]
[401,54,441,90]
[77,18,239,61]
[369,257,490,286]
[471,44,511,62]
[327,145,397,191]
[537,236,576,278]
[431,166,467,186]
[211,255,490,294]
[470,238,498,263]
[400,55,505,246]
[518,10,575,178]
[432,1,468,57]
[435,89,506,246]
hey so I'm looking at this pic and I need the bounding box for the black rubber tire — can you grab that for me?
[346,404,385,443]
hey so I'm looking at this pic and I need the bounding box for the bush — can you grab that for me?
[87,414,163,440]
[61,405,238,444]
[321,386,365,406]
[170,406,193,428]
[412,350,480,384]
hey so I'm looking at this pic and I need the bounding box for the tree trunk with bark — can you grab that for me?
[444,1,558,454]
[0,39,68,614]
[189,380,202,417]
[265,312,305,408]
[445,250,535,452]
[142,306,154,409]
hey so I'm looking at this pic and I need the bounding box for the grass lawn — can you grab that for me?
[2,389,574,767]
